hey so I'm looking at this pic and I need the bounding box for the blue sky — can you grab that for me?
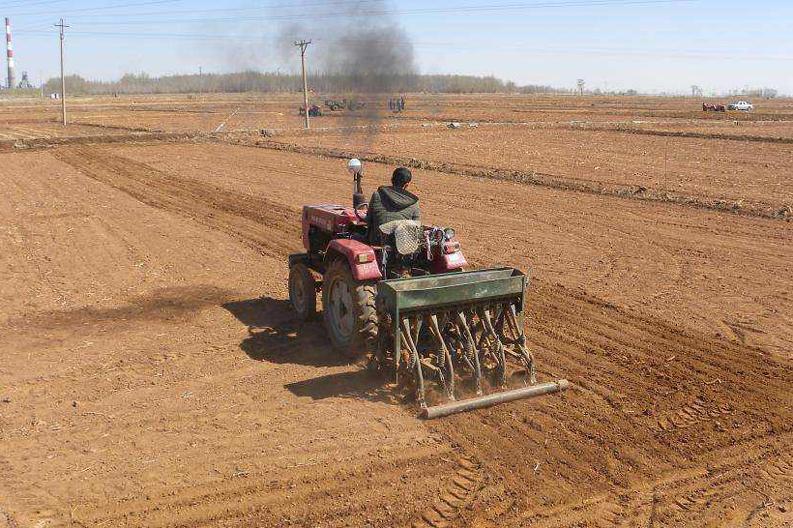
[5,0,793,94]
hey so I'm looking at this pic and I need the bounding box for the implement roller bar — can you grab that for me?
[420,379,570,419]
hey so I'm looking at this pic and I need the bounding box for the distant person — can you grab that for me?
[399,96,406,112]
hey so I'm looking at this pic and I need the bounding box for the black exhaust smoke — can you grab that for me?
[276,1,417,146]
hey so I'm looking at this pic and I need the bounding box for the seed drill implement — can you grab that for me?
[288,159,568,418]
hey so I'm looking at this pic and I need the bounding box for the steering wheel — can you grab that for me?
[354,202,369,221]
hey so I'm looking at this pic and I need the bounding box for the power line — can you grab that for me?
[17,29,260,39]
[5,0,697,20]
[55,0,385,18]
[13,29,793,63]
[0,0,68,9]
[4,0,186,17]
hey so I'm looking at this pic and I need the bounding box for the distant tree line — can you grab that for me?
[42,71,566,96]
[726,87,778,99]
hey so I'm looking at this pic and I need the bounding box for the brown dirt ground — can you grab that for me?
[616,120,793,139]
[274,126,793,213]
[4,93,793,136]
[0,94,316,135]
[0,95,792,528]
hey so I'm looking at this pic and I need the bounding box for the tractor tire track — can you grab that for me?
[425,280,793,528]
[496,433,793,527]
[53,147,302,259]
[411,456,484,528]
[75,447,453,528]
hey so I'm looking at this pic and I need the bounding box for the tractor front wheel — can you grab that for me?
[322,259,378,359]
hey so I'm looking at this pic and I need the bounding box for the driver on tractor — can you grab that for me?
[365,167,420,243]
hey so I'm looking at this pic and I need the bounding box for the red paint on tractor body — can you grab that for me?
[302,204,362,250]
[326,239,382,281]
[435,250,468,272]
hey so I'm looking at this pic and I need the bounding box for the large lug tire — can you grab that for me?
[289,262,317,321]
[322,259,378,359]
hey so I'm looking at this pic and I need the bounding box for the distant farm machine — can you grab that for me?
[288,159,568,418]
[324,98,366,112]
[702,103,726,112]
[299,104,323,117]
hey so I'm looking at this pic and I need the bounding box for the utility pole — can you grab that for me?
[55,18,69,126]
[294,39,311,129]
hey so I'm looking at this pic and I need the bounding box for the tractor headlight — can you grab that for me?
[348,158,362,176]
[443,241,461,254]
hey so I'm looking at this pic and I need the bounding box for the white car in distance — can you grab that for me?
[728,100,754,111]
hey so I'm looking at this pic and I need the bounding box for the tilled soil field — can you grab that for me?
[5,93,793,136]
[1,95,792,528]
[0,94,303,135]
[327,94,793,127]
[610,120,793,140]
[272,126,793,216]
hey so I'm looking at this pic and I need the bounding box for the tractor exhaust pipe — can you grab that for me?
[420,379,570,420]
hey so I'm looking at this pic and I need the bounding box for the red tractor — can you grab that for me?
[703,102,726,112]
[289,160,467,355]
[287,159,568,418]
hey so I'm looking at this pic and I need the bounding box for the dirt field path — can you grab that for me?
[1,141,791,527]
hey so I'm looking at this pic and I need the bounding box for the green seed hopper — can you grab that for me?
[375,267,569,419]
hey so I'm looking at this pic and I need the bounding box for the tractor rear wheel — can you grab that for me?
[289,262,317,321]
[322,259,378,359]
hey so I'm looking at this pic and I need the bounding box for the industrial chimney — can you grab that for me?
[6,18,15,89]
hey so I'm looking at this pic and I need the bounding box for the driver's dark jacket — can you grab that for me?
[365,186,420,243]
